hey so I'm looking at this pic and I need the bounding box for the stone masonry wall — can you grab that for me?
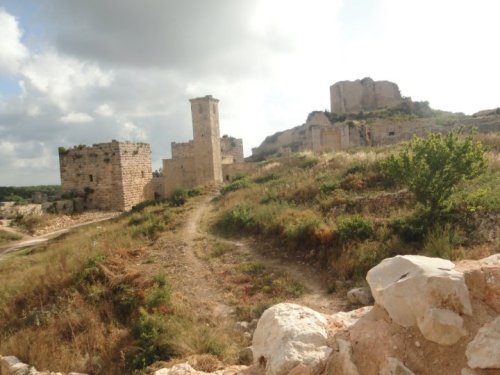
[330,77,403,114]
[220,136,244,164]
[116,142,154,210]
[191,96,223,185]
[171,141,194,159]
[59,140,153,211]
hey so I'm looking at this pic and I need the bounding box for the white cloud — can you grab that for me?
[60,111,94,124]
[95,103,114,117]
[0,8,28,74]
[22,53,113,110]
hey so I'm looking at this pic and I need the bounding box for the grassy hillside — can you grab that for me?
[213,132,500,283]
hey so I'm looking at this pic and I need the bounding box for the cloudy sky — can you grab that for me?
[1,0,499,186]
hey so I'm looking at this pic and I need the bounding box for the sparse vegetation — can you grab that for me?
[0,229,22,245]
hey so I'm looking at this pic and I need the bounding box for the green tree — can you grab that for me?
[382,130,486,215]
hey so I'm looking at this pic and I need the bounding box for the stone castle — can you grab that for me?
[59,95,246,211]
[252,78,500,159]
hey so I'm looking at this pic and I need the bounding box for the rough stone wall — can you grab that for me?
[220,136,244,164]
[116,142,154,210]
[330,77,403,114]
[191,95,223,185]
[171,141,194,159]
[162,157,196,195]
[59,140,153,211]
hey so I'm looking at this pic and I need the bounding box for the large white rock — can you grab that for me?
[252,303,332,375]
[366,255,472,345]
[466,317,500,369]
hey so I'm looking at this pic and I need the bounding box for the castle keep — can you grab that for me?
[59,141,153,211]
[161,95,244,195]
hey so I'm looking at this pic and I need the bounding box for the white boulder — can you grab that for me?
[466,317,500,369]
[252,303,332,375]
[366,255,472,345]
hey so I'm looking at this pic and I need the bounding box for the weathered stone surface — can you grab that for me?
[366,255,472,345]
[328,307,372,334]
[252,303,331,375]
[466,317,500,369]
[379,357,414,375]
[323,338,359,375]
[55,200,74,214]
[346,287,373,306]
[330,77,403,115]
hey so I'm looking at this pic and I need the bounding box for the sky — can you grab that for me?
[0,0,499,186]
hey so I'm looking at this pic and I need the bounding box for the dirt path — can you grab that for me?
[155,195,235,319]
[157,194,346,319]
[0,215,118,257]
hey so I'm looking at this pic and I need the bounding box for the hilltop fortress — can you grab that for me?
[251,77,500,159]
[59,95,246,211]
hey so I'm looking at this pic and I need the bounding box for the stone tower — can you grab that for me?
[190,95,223,184]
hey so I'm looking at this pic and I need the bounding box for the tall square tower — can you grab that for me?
[190,95,223,184]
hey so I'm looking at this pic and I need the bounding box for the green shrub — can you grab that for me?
[12,214,45,234]
[145,284,172,309]
[381,130,487,215]
[336,215,374,242]
[112,283,139,322]
[130,211,170,240]
[320,181,338,194]
[0,230,22,245]
[422,225,462,259]
[390,208,433,243]
[220,178,251,195]
[254,173,279,184]
[217,205,256,233]
[169,188,188,207]
[127,309,176,369]
[76,255,106,284]
[284,218,321,244]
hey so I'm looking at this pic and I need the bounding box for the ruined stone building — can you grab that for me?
[252,78,500,159]
[58,95,245,211]
[59,141,153,211]
[330,77,403,114]
[161,95,245,195]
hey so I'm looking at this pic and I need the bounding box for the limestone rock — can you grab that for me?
[252,303,332,375]
[379,357,414,375]
[323,338,359,375]
[366,255,471,345]
[466,317,500,369]
[328,306,372,334]
[346,287,373,306]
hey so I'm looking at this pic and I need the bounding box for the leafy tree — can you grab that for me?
[382,130,486,215]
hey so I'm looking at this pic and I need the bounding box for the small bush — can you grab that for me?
[112,283,139,322]
[320,181,338,194]
[254,173,279,184]
[0,230,22,245]
[217,205,256,233]
[220,178,251,195]
[336,215,374,242]
[12,214,45,234]
[169,188,188,207]
[76,255,106,284]
[340,174,366,191]
[127,309,176,369]
[145,284,172,309]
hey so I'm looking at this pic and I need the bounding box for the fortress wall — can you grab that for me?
[116,142,154,210]
[171,141,195,159]
[221,137,244,163]
[59,141,152,211]
[162,157,196,195]
[59,141,123,210]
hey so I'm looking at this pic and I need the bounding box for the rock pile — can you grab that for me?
[0,356,87,375]
[154,254,500,375]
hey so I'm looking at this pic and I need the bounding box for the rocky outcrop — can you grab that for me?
[252,303,332,375]
[366,255,472,345]
[0,355,87,375]
[466,317,500,369]
[155,254,500,375]
[330,77,403,115]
